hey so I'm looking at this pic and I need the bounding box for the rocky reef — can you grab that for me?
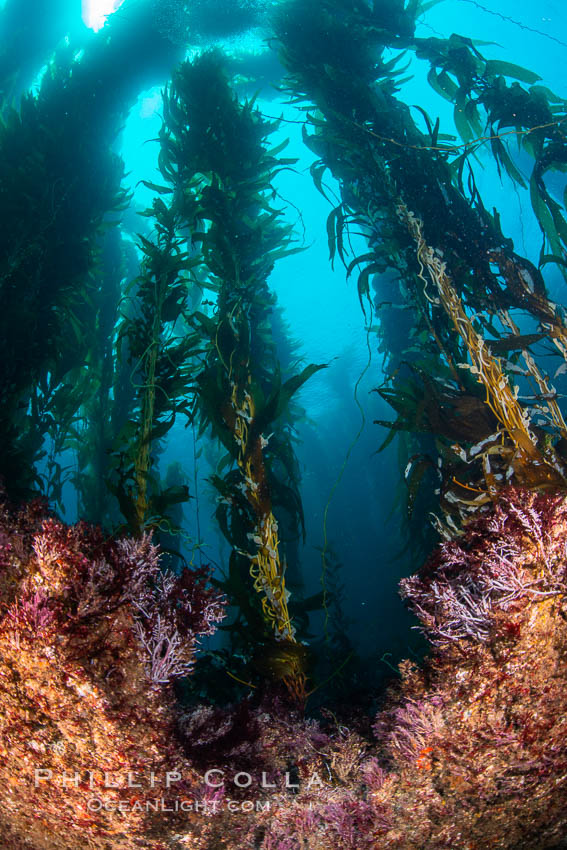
[0,487,566,848]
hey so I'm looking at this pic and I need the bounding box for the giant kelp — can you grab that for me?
[274,0,567,537]
[70,229,128,528]
[108,197,200,537]
[0,0,208,506]
[0,46,127,501]
[0,2,566,847]
[115,52,326,694]
[0,15,324,692]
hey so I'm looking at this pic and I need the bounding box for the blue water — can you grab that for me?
[5,0,567,662]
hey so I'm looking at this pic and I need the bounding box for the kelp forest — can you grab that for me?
[1,0,567,848]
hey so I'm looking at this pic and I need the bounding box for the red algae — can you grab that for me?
[1,489,566,849]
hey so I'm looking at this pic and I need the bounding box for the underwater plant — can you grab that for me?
[1,488,566,848]
[0,45,127,501]
[0,494,226,849]
[107,195,201,537]
[147,51,326,695]
[0,15,324,690]
[68,229,127,528]
[274,0,567,536]
[0,0,207,508]
[1,1,567,847]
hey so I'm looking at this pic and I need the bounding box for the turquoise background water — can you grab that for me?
[6,0,567,662]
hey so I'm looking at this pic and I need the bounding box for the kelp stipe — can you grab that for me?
[64,228,128,529]
[147,52,326,697]
[107,196,200,537]
[273,0,567,535]
[0,46,127,503]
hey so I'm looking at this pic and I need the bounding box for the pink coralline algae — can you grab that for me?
[5,584,56,644]
[399,487,567,645]
[1,488,567,849]
[0,499,227,849]
[250,489,567,850]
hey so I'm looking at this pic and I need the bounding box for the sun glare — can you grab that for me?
[82,0,125,32]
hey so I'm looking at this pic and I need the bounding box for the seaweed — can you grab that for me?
[138,51,327,695]
[274,0,567,539]
[0,46,127,500]
[107,196,201,536]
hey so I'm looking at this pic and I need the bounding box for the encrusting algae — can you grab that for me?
[1,489,567,848]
